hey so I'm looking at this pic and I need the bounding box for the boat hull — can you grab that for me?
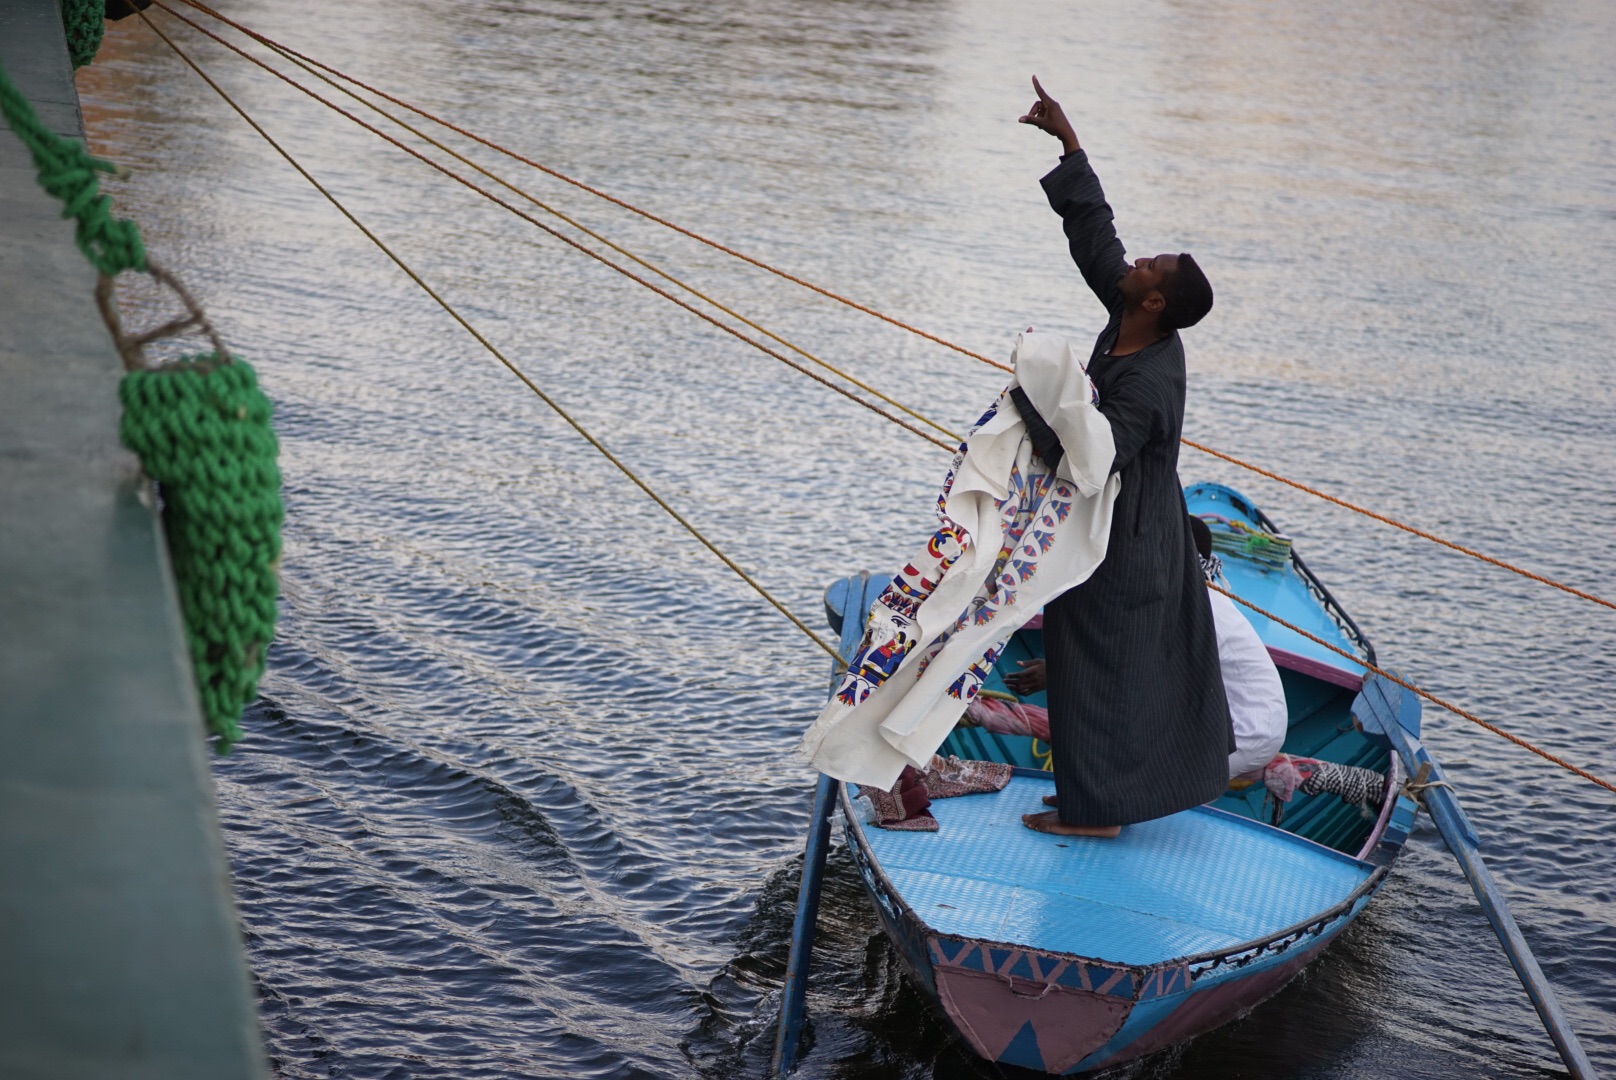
[842,782,1390,1073]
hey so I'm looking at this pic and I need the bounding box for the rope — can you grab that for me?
[146,2,956,453]
[159,1,1616,623]
[95,257,231,371]
[1401,767,1454,807]
[1187,440,1614,612]
[1206,582,1616,797]
[120,356,282,749]
[131,9,841,664]
[91,9,1611,772]
[61,0,104,68]
[0,62,143,273]
[168,0,1015,375]
[147,3,958,445]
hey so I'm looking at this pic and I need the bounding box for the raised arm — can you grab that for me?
[1019,77,1128,314]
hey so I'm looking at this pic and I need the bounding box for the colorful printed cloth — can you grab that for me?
[859,755,1016,832]
[798,332,1120,789]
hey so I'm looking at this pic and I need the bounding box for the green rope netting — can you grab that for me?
[62,0,105,69]
[0,62,143,274]
[120,357,283,749]
[2,56,282,749]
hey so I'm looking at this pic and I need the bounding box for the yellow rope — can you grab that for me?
[1206,582,1616,797]
[171,0,1014,376]
[131,8,842,663]
[149,1,959,452]
[164,0,1616,621]
[1030,738,1054,772]
[128,4,1613,775]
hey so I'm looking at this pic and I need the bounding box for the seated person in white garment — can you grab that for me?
[1003,514,1288,781]
[1189,515,1288,778]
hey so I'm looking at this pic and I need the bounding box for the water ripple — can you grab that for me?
[78,0,1616,1075]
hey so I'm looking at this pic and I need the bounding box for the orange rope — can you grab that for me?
[148,2,955,453]
[1206,582,1616,796]
[171,0,1616,620]
[168,0,1013,375]
[131,7,843,663]
[1187,441,1613,612]
[166,0,1616,618]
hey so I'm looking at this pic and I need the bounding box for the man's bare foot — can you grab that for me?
[1042,794,1057,807]
[1021,811,1121,838]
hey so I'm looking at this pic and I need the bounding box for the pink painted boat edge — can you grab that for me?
[1267,645,1363,691]
[933,961,1133,1072]
[1353,750,1401,861]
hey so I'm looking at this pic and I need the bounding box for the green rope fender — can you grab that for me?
[2,57,282,749]
[120,357,283,749]
[62,0,105,69]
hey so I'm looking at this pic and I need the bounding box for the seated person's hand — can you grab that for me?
[1003,659,1046,695]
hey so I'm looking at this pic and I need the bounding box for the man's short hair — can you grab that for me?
[1160,253,1213,331]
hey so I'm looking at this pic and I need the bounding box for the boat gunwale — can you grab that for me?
[1352,747,1401,862]
[837,776,1393,981]
[1268,644,1364,690]
[1186,479,1377,671]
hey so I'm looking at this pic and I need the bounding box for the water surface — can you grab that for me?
[80,0,1615,1075]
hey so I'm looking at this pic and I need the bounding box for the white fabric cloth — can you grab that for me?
[1210,589,1289,777]
[797,332,1121,789]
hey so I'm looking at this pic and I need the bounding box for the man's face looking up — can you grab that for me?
[1120,253,1179,313]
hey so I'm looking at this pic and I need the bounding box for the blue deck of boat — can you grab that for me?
[855,774,1373,966]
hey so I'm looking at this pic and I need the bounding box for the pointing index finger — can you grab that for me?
[1032,75,1051,103]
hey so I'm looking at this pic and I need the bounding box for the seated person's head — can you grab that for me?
[1189,515,1219,581]
[1190,515,1213,561]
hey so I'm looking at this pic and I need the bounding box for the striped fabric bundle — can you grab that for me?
[1206,517,1293,570]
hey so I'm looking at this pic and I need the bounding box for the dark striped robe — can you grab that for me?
[1038,151,1232,826]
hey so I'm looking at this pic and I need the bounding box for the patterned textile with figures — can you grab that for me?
[798,331,1121,790]
[832,402,1072,711]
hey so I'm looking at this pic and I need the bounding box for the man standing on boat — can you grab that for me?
[1009,77,1230,838]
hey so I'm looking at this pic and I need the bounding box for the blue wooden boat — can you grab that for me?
[819,481,1423,1073]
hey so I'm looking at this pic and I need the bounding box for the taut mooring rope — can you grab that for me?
[171,0,1015,375]
[1189,441,1615,613]
[147,1,956,453]
[147,1,960,445]
[161,0,1616,618]
[1206,582,1616,797]
[131,9,841,663]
